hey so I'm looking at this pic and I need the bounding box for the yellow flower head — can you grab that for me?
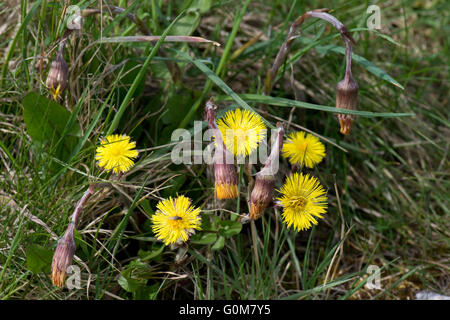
[95,134,139,175]
[281,131,325,168]
[217,108,266,157]
[152,195,202,245]
[277,173,327,232]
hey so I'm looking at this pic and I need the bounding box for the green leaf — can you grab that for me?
[190,232,218,245]
[161,90,195,125]
[138,244,164,261]
[133,283,160,300]
[181,0,212,13]
[118,259,153,293]
[26,244,53,274]
[218,220,242,237]
[22,92,81,160]
[118,274,141,293]
[211,235,225,251]
[170,9,200,36]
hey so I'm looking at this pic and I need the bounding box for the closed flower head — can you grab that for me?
[46,48,68,101]
[277,173,327,232]
[152,195,202,245]
[336,76,358,135]
[336,38,358,135]
[214,161,238,199]
[249,124,284,220]
[205,99,238,200]
[51,227,76,287]
[249,175,275,220]
[281,131,325,168]
[95,134,138,175]
[217,109,266,157]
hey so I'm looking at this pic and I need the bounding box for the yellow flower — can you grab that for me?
[152,195,202,245]
[95,134,138,174]
[277,173,327,232]
[217,108,266,157]
[281,131,325,168]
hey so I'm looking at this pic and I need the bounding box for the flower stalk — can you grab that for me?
[264,8,358,134]
[51,184,96,287]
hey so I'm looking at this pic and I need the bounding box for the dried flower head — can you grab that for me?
[51,226,76,287]
[46,46,68,101]
[281,131,325,168]
[152,195,202,245]
[217,108,266,157]
[95,134,139,175]
[277,173,327,232]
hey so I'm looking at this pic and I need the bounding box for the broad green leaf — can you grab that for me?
[211,235,225,251]
[118,274,141,293]
[133,283,160,300]
[170,9,200,36]
[22,92,81,160]
[138,244,164,261]
[26,244,53,274]
[181,0,212,13]
[161,90,195,125]
[218,220,242,237]
[190,232,218,245]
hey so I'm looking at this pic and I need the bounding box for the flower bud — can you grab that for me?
[205,98,239,200]
[249,174,275,220]
[249,123,284,220]
[46,47,68,101]
[336,76,358,135]
[214,161,238,199]
[51,226,75,287]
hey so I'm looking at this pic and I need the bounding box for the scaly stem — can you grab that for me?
[264,8,356,96]
[235,163,244,220]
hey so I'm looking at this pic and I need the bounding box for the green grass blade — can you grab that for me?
[216,94,415,118]
[176,51,275,129]
[106,10,186,135]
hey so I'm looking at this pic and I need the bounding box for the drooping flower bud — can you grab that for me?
[336,37,358,135]
[336,76,358,135]
[249,123,284,220]
[46,42,68,101]
[214,161,238,199]
[51,224,76,287]
[249,174,275,220]
[205,99,238,200]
